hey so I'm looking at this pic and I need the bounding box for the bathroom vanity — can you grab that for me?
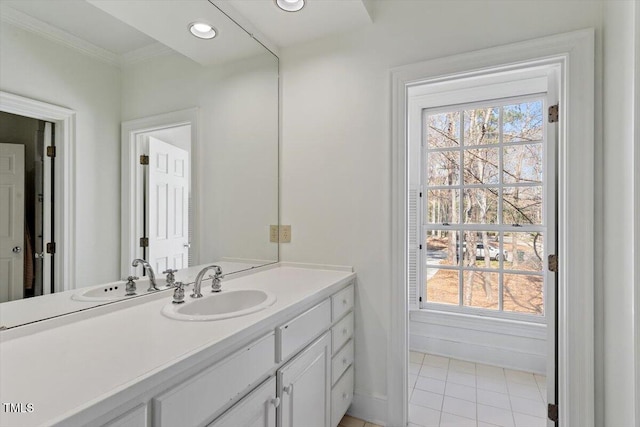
[0,264,355,427]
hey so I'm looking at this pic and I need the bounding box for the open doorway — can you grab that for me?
[0,111,54,302]
[120,108,198,280]
[406,74,557,426]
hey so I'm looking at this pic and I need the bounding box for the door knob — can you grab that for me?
[12,246,22,254]
[183,243,191,248]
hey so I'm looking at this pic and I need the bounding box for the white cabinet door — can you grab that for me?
[278,332,331,427]
[209,377,277,427]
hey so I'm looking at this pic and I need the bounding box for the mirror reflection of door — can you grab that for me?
[140,129,191,274]
[0,112,54,302]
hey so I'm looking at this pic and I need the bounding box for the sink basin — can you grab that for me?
[162,289,276,321]
[71,279,166,302]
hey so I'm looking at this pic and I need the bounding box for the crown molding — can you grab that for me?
[0,5,120,67]
[1,5,175,69]
[119,42,175,67]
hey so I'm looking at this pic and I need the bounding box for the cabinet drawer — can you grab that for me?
[104,404,147,427]
[331,284,354,322]
[331,311,353,353]
[208,377,277,427]
[331,339,354,386]
[277,299,331,362]
[331,366,354,427]
[153,333,275,427]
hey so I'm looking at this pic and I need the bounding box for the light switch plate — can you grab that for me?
[279,225,291,243]
[270,225,279,243]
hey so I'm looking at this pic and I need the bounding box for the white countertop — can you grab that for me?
[0,265,354,427]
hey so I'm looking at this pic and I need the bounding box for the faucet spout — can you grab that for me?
[132,259,158,291]
[191,265,223,298]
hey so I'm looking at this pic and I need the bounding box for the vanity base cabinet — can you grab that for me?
[278,332,331,427]
[208,377,277,427]
[152,333,275,427]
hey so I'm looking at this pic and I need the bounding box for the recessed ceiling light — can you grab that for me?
[275,0,305,12]
[189,22,216,39]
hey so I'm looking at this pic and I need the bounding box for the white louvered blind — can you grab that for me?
[408,187,419,310]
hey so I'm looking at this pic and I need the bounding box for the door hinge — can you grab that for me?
[46,146,56,158]
[419,296,422,302]
[140,154,149,165]
[548,403,558,422]
[548,254,558,272]
[46,242,56,254]
[419,244,423,250]
[548,104,559,123]
[140,237,149,248]
[419,192,422,198]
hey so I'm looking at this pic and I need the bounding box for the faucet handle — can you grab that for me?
[125,276,139,296]
[162,269,178,287]
[172,282,186,304]
[209,273,223,293]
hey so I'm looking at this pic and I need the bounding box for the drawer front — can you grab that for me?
[153,333,275,427]
[277,299,331,362]
[208,377,276,427]
[104,404,147,427]
[331,339,354,386]
[331,284,354,322]
[331,366,354,427]
[331,311,353,354]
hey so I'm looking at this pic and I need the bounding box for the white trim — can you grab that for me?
[347,392,387,427]
[0,5,119,67]
[119,43,175,67]
[0,91,76,293]
[120,108,200,279]
[390,29,595,427]
[634,1,640,423]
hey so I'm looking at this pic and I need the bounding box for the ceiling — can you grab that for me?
[1,0,155,55]
[221,0,373,48]
[1,0,374,65]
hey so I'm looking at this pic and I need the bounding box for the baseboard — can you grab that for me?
[347,391,387,426]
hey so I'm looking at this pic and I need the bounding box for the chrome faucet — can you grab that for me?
[191,265,223,298]
[131,259,159,291]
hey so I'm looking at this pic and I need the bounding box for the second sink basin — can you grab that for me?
[162,289,276,321]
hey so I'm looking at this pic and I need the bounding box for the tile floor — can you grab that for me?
[339,414,382,427]
[408,352,548,427]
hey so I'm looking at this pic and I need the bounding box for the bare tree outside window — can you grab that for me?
[423,99,545,316]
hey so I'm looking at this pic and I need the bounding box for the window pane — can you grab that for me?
[503,273,544,315]
[427,112,460,149]
[463,271,499,310]
[464,107,499,145]
[504,232,544,272]
[503,144,543,184]
[427,150,460,186]
[503,101,544,143]
[426,268,459,306]
[464,148,499,185]
[427,189,459,224]
[426,230,459,267]
[461,230,502,268]
[503,186,542,225]
[463,187,498,224]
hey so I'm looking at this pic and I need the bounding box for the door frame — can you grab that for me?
[0,91,75,293]
[389,29,595,426]
[120,108,199,279]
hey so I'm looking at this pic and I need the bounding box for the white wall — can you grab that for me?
[279,0,604,422]
[120,52,279,266]
[602,2,638,426]
[0,23,121,287]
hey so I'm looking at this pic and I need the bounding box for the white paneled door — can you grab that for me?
[147,136,189,274]
[0,143,25,303]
